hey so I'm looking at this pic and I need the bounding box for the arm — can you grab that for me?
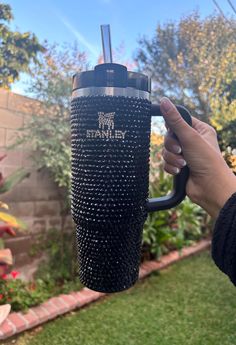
[212,192,236,285]
[160,97,236,284]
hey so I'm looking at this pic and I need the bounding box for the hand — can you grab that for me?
[160,97,236,219]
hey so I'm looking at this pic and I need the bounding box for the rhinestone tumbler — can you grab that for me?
[70,61,192,293]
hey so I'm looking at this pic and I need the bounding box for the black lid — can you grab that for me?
[72,63,151,92]
[127,71,151,93]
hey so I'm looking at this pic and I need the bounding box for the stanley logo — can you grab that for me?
[86,112,127,140]
[98,112,115,130]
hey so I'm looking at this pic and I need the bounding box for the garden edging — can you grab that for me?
[0,239,211,340]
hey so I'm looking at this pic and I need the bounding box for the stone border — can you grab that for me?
[0,239,211,340]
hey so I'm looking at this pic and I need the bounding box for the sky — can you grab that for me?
[7,0,236,94]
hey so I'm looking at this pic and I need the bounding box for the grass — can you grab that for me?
[15,251,236,345]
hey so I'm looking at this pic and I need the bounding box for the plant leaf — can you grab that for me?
[0,169,30,194]
[0,202,9,210]
[0,212,27,230]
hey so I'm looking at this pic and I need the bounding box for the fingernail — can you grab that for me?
[178,159,186,167]
[173,145,182,154]
[161,97,172,112]
[173,167,180,174]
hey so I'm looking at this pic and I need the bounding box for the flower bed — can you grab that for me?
[0,239,211,340]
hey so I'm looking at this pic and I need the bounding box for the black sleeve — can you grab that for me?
[211,192,236,285]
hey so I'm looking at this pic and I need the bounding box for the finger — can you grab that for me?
[164,131,182,154]
[163,161,181,175]
[165,124,174,136]
[160,97,195,143]
[162,148,187,168]
[191,116,210,133]
[191,116,204,129]
[191,116,217,138]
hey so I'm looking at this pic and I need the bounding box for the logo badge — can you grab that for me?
[98,112,115,130]
[86,112,127,140]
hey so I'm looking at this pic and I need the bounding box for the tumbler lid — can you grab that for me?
[72,63,151,93]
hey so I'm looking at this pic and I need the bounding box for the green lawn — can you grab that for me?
[16,251,236,345]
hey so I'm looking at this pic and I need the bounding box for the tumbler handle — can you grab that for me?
[147,104,192,212]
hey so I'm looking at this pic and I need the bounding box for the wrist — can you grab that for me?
[199,170,236,219]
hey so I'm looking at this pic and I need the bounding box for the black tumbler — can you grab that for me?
[71,62,192,293]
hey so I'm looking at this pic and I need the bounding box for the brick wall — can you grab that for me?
[0,89,73,271]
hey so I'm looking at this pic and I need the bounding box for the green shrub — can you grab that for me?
[0,277,50,311]
[142,140,211,260]
[0,271,82,312]
[35,229,78,283]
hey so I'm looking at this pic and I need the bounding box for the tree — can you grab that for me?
[16,43,87,280]
[22,42,87,194]
[136,13,236,126]
[0,3,44,88]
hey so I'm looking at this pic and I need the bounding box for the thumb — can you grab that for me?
[160,97,195,144]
